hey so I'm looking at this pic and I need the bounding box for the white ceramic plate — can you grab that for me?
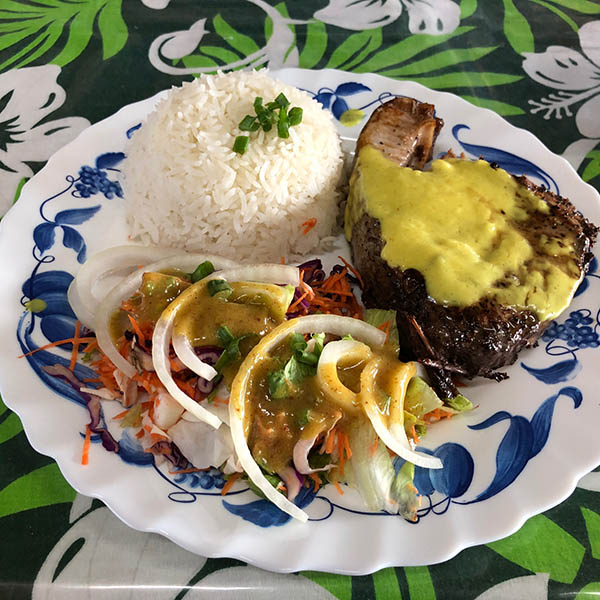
[1,68,600,574]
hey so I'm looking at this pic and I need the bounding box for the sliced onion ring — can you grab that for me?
[95,254,237,378]
[69,245,184,328]
[359,357,442,470]
[229,314,387,523]
[152,264,301,430]
[172,334,218,381]
[317,339,373,415]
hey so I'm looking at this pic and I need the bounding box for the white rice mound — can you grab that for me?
[123,70,344,262]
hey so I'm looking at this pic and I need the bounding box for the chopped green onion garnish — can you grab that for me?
[216,325,235,346]
[191,260,214,283]
[268,370,289,399]
[275,92,290,108]
[277,107,289,139]
[239,115,258,131]
[233,135,249,154]
[258,110,273,132]
[207,279,233,298]
[297,408,310,426]
[214,329,255,372]
[289,106,303,126]
[233,94,304,152]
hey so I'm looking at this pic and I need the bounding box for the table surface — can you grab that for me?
[2,1,600,598]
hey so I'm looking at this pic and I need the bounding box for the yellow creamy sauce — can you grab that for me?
[345,146,581,321]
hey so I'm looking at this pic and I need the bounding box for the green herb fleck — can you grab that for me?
[275,92,290,108]
[214,325,255,372]
[233,135,249,154]
[207,279,232,298]
[191,260,215,283]
[297,408,310,426]
[268,370,289,399]
[289,106,303,126]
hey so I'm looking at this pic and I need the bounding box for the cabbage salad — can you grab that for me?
[58,246,472,522]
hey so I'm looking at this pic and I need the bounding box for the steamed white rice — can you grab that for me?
[123,70,344,262]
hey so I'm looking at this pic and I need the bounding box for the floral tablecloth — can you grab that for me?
[1,1,600,598]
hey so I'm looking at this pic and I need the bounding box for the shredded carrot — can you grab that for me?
[82,340,98,354]
[410,425,419,444]
[337,431,352,476]
[211,397,229,405]
[127,314,146,346]
[301,218,317,235]
[18,336,96,358]
[112,408,131,421]
[333,479,344,496]
[309,472,321,492]
[135,428,145,439]
[133,371,162,394]
[168,467,208,475]
[221,472,242,496]
[69,320,81,371]
[325,427,337,454]
[169,357,186,372]
[288,290,309,313]
[424,408,453,423]
[342,432,352,459]
[173,376,196,397]
[303,265,363,320]
[81,425,91,466]
[337,255,364,288]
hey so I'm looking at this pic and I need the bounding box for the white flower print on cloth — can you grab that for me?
[314,0,460,34]
[149,0,304,75]
[523,20,600,139]
[0,65,89,216]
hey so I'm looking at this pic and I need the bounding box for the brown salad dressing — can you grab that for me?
[244,339,414,475]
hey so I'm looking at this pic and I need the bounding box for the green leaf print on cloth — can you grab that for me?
[576,582,600,599]
[325,29,383,70]
[583,151,600,184]
[0,464,75,519]
[502,0,534,55]
[299,21,327,68]
[460,95,526,115]
[581,507,600,559]
[0,0,128,73]
[0,395,23,444]
[488,515,585,584]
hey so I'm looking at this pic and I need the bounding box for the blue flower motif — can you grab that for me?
[75,165,123,199]
[33,205,101,263]
[541,309,600,348]
[315,82,372,120]
[22,270,78,347]
[174,468,225,490]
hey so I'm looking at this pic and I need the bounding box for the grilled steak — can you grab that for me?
[347,97,598,387]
